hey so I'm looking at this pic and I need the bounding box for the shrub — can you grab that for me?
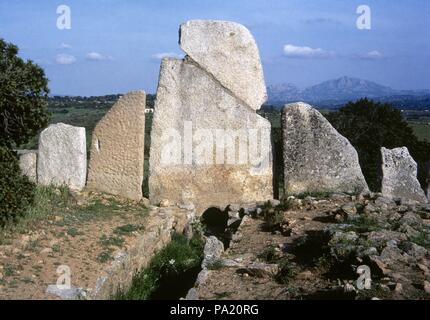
[263,207,285,232]
[0,147,35,225]
[327,98,430,191]
[0,38,50,148]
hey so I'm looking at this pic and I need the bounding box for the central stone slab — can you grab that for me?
[149,20,273,215]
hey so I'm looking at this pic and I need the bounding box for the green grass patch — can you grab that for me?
[345,215,381,233]
[115,234,204,300]
[114,224,145,236]
[99,234,125,248]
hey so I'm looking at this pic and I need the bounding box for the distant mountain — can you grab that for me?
[267,76,430,109]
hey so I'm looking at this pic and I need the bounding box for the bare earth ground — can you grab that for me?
[0,191,149,300]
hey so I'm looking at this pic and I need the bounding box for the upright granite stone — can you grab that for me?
[149,21,272,215]
[38,123,86,191]
[87,91,146,201]
[381,147,427,203]
[282,102,368,195]
[425,161,430,202]
[17,150,37,183]
[179,20,267,110]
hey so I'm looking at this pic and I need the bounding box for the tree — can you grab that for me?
[327,98,430,192]
[0,38,50,148]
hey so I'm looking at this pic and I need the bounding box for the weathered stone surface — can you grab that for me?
[17,150,37,183]
[381,147,427,203]
[87,91,146,201]
[149,57,273,215]
[202,236,224,269]
[425,161,430,202]
[38,123,86,190]
[282,102,368,195]
[179,20,267,110]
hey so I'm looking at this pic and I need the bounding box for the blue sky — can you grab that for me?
[0,0,429,95]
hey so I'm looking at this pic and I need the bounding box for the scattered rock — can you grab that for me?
[46,285,86,300]
[202,236,224,269]
[185,288,199,300]
[236,262,279,278]
[341,203,357,216]
[424,281,430,294]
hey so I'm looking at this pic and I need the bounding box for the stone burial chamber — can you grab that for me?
[149,20,273,215]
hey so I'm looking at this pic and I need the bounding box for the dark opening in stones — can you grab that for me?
[201,207,230,247]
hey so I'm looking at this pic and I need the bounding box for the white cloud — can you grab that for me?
[86,52,114,61]
[152,52,183,60]
[59,43,72,49]
[55,54,76,65]
[363,50,383,60]
[283,44,334,59]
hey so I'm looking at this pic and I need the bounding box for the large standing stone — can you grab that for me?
[17,150,37,183]
[425,161,430,202]
[87,91,146,201]
[149,21,272,215]
[381,147,427,203]
[282,102,368,195]
[38,123,86,191]
[179,20,267,110]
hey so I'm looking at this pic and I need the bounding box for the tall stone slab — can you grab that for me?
[149,21,273,215]
[282,102,368,195]
[38,123,86,191]
[179,20,267,110]
[381,147,427,203]
[17,150,38,183]
[87,91,146,201]
[426,161,430,202]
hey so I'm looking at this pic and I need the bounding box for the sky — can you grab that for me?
[0,0,429,96]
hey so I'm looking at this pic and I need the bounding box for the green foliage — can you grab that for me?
[327,98,430,191]
[113,224,145,235]
[258,245,280,264]
[115,234,204,300]
[345,215,382,233]
[0,147,35,226]
[275,259,295,284]
[0,38,50,148]
[263,207,285,232]
[206,259,225,270]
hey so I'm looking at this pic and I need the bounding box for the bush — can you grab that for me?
[327,98,430,191]
[0,38,50,148]
[0,147,35,225]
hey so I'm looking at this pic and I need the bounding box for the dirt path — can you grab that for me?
[0,192,149,300]
[195,197,350,300]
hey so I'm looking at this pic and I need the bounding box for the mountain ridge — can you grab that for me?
[267,76,430,107]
